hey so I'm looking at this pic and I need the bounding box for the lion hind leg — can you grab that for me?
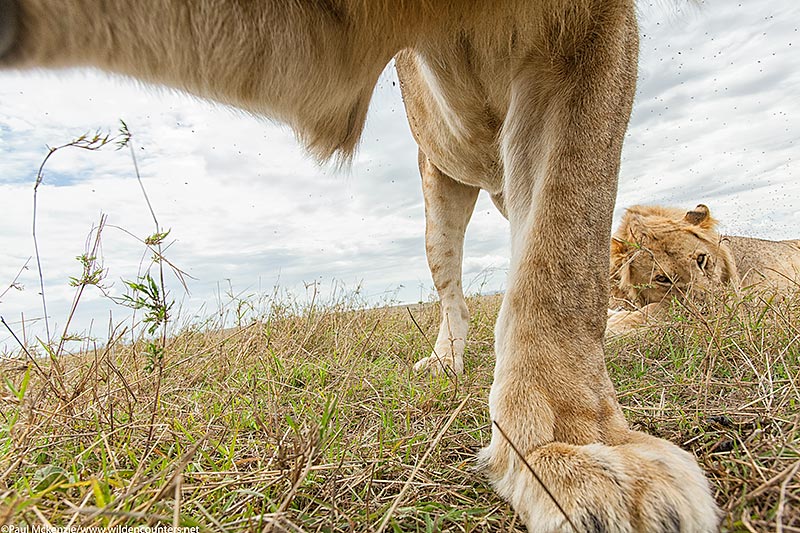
[480,431,720,533]
[413,151,479,376]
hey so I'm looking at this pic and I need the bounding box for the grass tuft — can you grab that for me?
[607,289,799,531]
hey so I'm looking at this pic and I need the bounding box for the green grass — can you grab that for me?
[1,289,798,531]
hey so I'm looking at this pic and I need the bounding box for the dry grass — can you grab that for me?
[0,288,798,532]
[607,290,800,532]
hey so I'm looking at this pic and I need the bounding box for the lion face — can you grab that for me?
[610,204,738,307]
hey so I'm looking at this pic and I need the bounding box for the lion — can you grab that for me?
[0,1,721,530]
[607,204,800,334]
[610,203,800,305]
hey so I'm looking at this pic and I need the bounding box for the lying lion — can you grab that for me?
[1,1,722,530]
[608,204,800,334]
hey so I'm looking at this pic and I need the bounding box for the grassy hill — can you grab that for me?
[1,290,798,531]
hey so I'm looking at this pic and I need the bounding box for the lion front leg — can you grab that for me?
[413,150,479,376]
[606,302,666,336]
[479,4,720,531]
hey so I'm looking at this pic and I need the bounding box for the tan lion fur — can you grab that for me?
[1,1,722,530]
[610,204,800,307]
[726,235,800,290]
[608,204,800,337]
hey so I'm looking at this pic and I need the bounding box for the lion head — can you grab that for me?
[610,204,739,308]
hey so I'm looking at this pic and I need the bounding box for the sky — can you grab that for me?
[1,1,799,352]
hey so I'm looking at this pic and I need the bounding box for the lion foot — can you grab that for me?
[479,431,720,532]
[413,352,463,376]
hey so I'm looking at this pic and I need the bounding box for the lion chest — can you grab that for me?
[395,50,506,195]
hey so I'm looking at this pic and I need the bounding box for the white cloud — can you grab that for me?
[619,1,800,238]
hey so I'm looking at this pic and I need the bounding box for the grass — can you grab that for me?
[0,286,798,531]
[1,125,797,531]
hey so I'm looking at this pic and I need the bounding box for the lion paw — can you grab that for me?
[479,431,721,532]
[413,353,463,376]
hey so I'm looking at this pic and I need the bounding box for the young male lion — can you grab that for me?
[608,204,800,334]
[0,1,721,530]
[610,204,800,306]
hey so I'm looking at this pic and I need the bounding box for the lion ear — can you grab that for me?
[684,204,713,228]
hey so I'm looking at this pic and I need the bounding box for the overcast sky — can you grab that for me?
[1,1,799,351]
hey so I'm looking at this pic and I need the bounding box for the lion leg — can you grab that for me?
[478,5,720,531]
[605,302,663,336]
[413,150,480,376]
